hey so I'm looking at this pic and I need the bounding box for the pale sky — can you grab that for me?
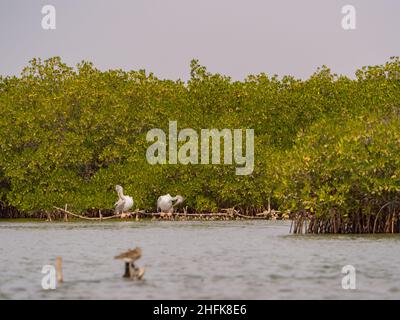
[0,0,399,80]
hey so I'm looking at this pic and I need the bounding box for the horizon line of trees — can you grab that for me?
[0,57,399,225]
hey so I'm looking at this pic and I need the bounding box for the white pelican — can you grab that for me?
[157,194,184,216]
[114,185,134,218]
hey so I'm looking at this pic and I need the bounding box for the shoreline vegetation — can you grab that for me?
[1,57,400,233]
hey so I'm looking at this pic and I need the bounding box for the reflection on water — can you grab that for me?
[0,220,399,299]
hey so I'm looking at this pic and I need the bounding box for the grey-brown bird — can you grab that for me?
[114,247,142,262]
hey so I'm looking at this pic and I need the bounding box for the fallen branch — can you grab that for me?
[53,206,276,221]
[54,207,144,220]
[234,212,268,219]
[141,212,238,217]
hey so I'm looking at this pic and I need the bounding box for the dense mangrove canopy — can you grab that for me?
[0,57,399,231]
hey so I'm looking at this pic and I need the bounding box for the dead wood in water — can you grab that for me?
[56,256,63,283]
[53,207,145,220]
[53,206,286,221]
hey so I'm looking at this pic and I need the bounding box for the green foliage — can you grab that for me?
[0,56,399,217]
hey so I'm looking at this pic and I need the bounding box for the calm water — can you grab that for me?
[0,220,399,299]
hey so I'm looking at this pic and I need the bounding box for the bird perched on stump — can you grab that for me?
[114,246,145,280]
[115,247,142,262]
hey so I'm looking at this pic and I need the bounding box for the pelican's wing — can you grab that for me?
[157,196,174,212]
[157,196,163,211]
[115,199,126,213]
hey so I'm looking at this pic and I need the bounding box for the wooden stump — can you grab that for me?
[56,256,63,283]
[125,262,145,280]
